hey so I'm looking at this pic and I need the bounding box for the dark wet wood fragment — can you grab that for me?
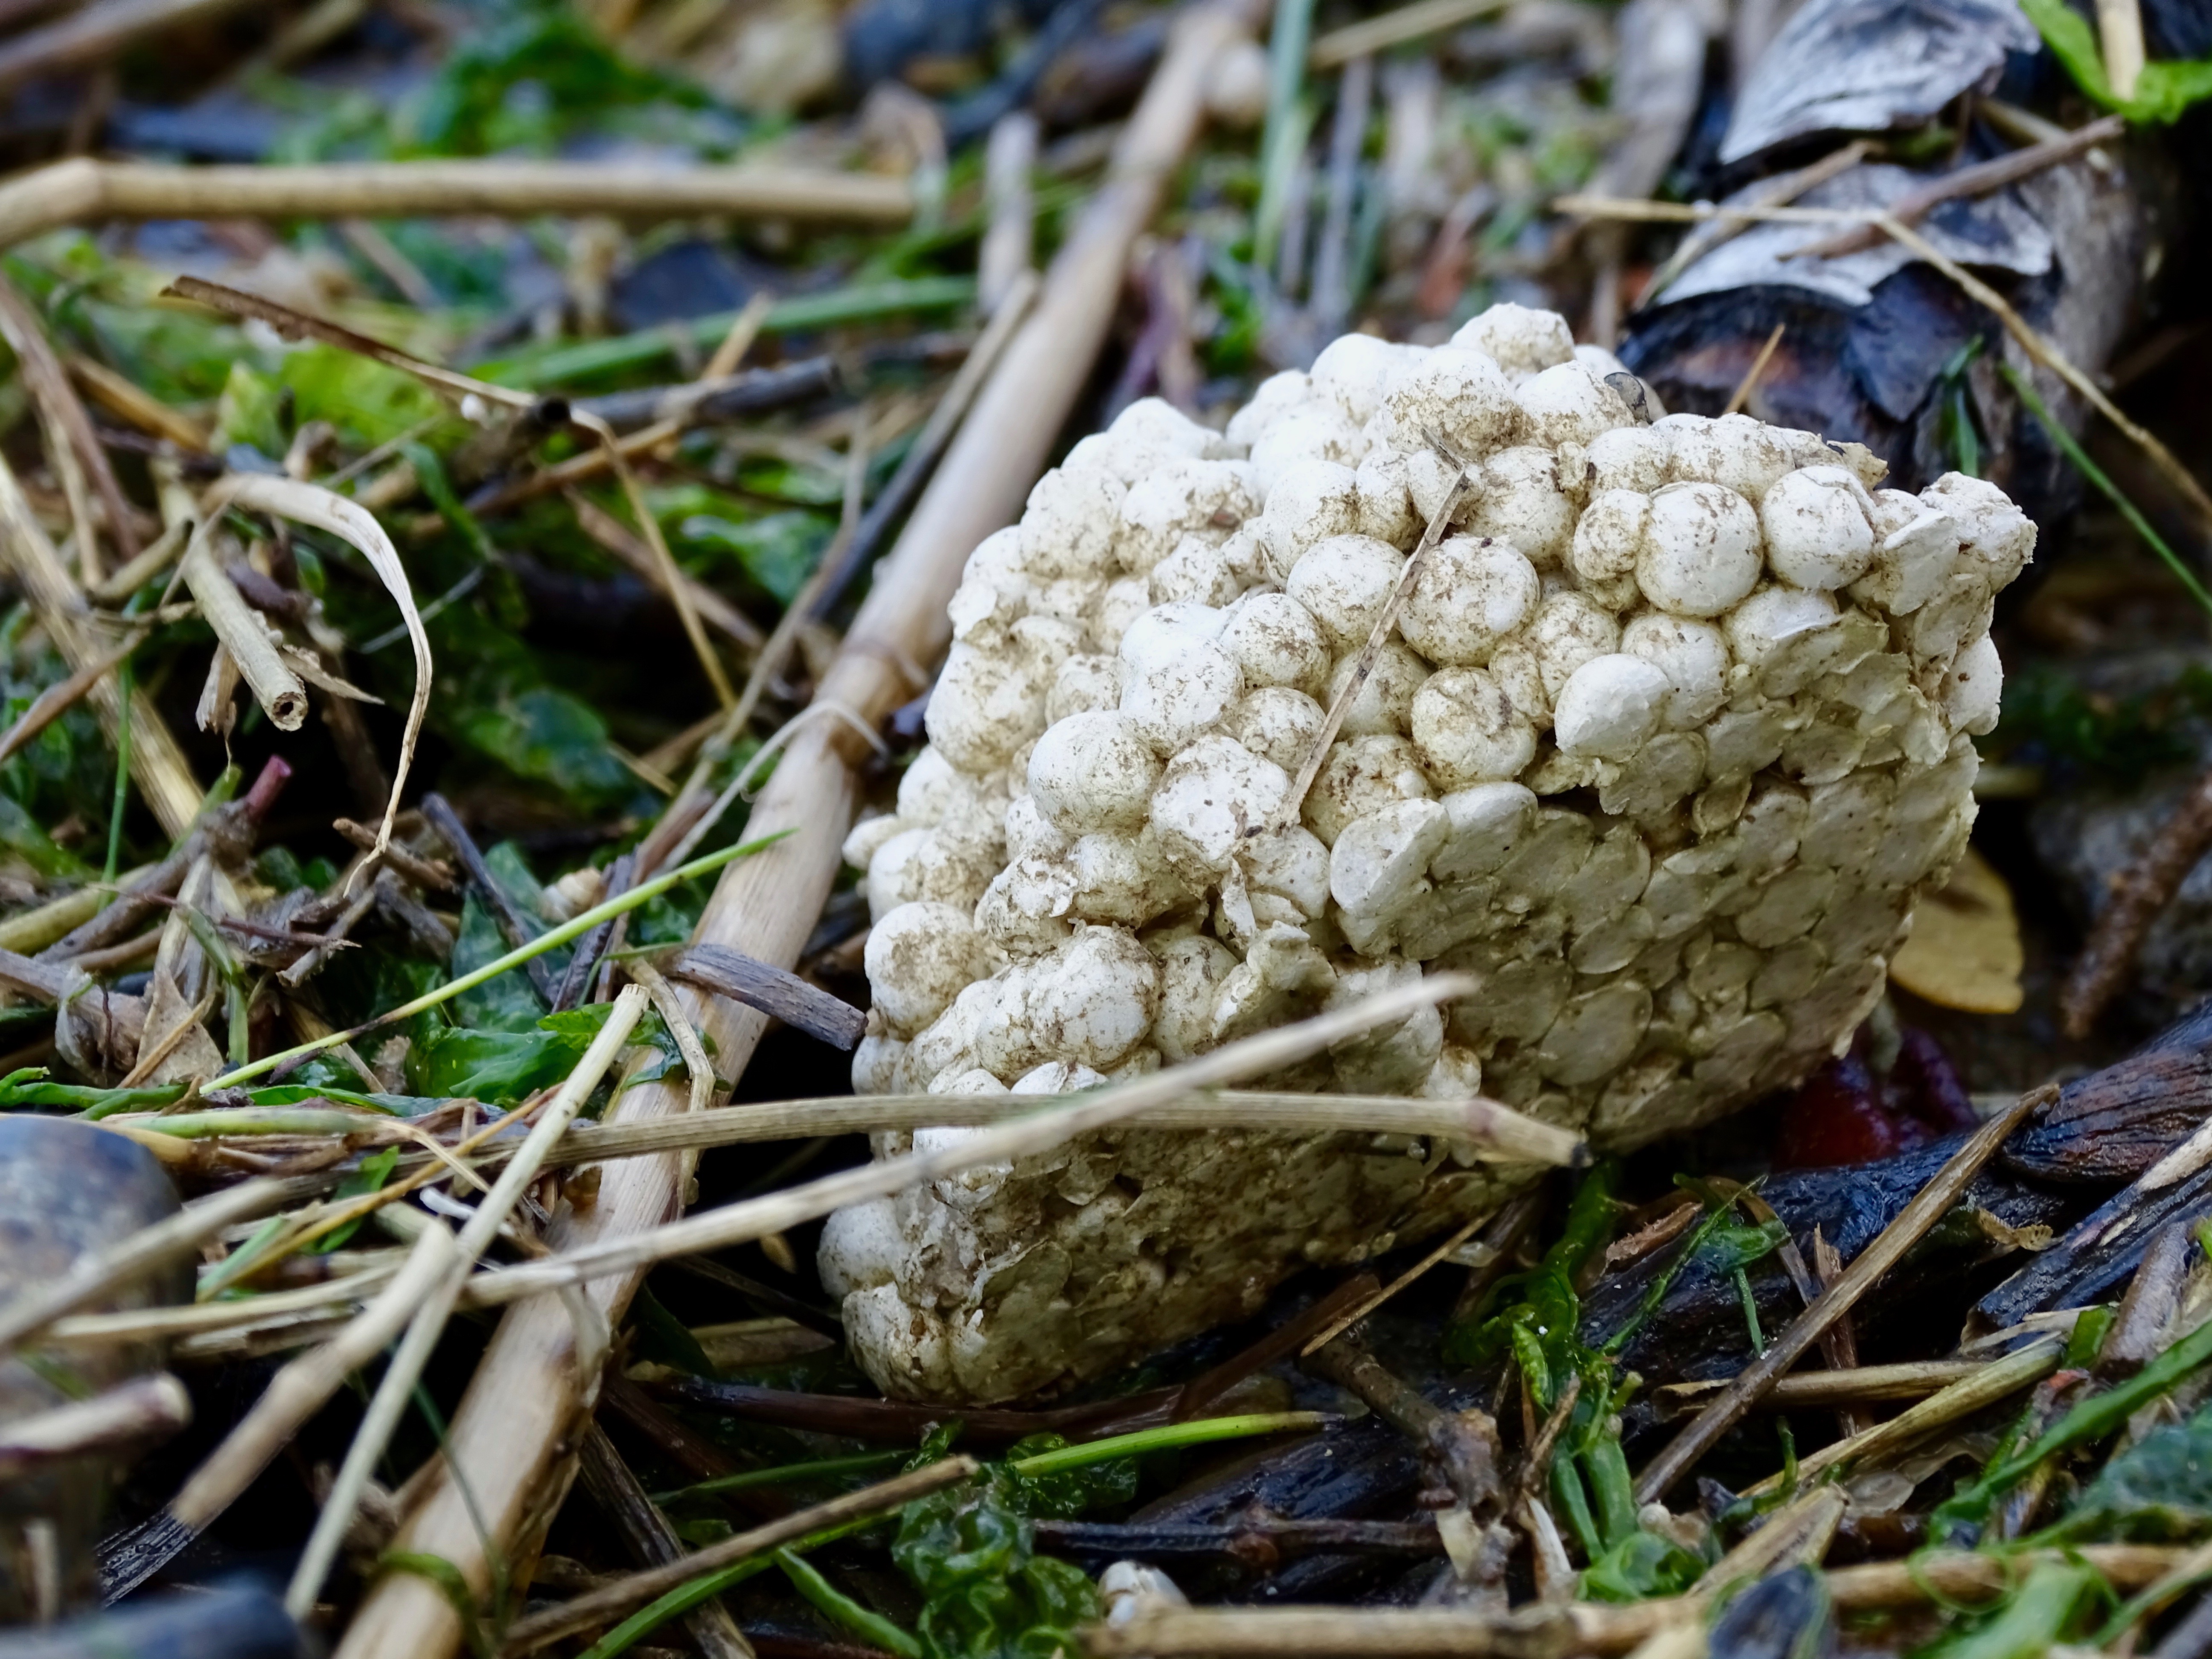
[667,943,866,1051]
[645,1374,1181,1446]
[577,1425,750,1659]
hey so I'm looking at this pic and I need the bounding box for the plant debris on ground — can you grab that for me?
[7,0,2212,1655]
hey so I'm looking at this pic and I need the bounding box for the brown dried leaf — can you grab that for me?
[1890,846,2024,1014]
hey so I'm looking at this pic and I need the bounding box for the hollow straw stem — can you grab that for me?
[179,525,308,730]
[0,157,913,250]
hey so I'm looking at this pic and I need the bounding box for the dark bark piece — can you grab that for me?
[577,1426,751,1659]
[1622,137,2152,517]
[666,943,865,1051]
[1975,1143,2212,1328]
[2004,1045,2212,1184]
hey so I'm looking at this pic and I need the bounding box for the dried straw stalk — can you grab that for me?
[0,450,202,838]
[1086,1546,2197,1656]
[331,9,1261,1651]
[178,519,308,731]
[0,157,913,251]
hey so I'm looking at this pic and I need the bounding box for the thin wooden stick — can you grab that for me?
[67,352,209,452]
[573,407,737,710]
[0,1373,189,1481]
[1788,115,2125,261]
[1301,1211,1491,1356]
[44,1267,400,1348]
[1723,323,1784,415]
[1557,191,2212,533]
[87,518,188,604]
[0,0,260,96]
[1631,1087,2049,1502]
[331,13,1259,1653]
[1636,140,1871,306]
[0,157,912,251]
[565,490,766,651]
[0,627,144,765]
[501,1456,981,1654]
[0,270,141,575]
[0,449,202,838]
[541,1088,1583,1169]
[1272,454,1475,836]
[1308,0,1506,68]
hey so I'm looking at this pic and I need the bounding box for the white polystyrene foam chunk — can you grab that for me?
[831,303,2033,1406]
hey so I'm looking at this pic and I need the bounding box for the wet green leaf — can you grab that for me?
[891,1463,1102,1659]
[2061,1397,2212,1541]
[1580,1528,1705,1604]
[670,505,834,605]
[281,344,460,448]
[212,360,286,455]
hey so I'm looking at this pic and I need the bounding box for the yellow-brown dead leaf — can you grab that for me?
[1889,847,2024,1014]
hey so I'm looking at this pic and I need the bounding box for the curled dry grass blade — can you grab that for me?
[207,477,429,866]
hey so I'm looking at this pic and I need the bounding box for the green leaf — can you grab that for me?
[405,1025,575,1103]
[0,1068,187,1118]
[891,1467,1100,1659]
[674,509,833,605]
[448,893,550,1033]
[2060,1397,2212,1541]
[629,1284,719,1377]
[404,1000,659,1104]
[1579,1527,1706,1604]
[447,686,640,813]
[311,1147,400,1253]
[2019,0,2212,122]
[279,344,461,448]
[212,360,286,457]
